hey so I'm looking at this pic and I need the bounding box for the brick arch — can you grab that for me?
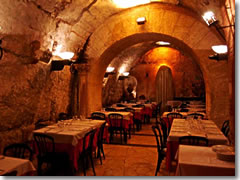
[86,3,228,127]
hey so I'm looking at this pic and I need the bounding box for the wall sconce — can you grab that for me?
[136,17,146,25]
[202,11,217,26]
[118,72,129,80]
[0,39,3,60]
[208,45,228,61]
[202,11,234,41]
[104,67,115,77]
[50,52,75,71]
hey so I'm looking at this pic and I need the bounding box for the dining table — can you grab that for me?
[32,119,105,171]
[166,118,229,171]
[175,145,235,176]
[0,155,36,176]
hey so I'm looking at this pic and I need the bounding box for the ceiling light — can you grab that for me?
[211,45,228,54]
[112,0,150,8]
[136,17,146,25]
[202,11,217,26]
[156,41,170,46]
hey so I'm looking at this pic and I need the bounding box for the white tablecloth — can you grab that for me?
[0,156,36,176]
[33,120,105,146]
[176,145,235,176]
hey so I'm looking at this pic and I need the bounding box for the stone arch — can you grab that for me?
[86,3,228,127]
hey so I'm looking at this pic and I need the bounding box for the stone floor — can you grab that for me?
[76,118,177,176]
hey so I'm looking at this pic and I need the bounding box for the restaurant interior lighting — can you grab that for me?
[209,45,228,61]
[123,72,129,76]
[202,11,217,26]
[156,41,170,46]
[51,51,75,71]
[104,67,116,77]
[211,45,228,54]
[58,52,75,60]
[112,0,150,8]
[136,17,146,25]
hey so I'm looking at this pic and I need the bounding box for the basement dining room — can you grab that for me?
[0,0,236,177]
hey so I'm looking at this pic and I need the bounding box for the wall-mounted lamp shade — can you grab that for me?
[58,52,74,60]
[156,41,170,46]
[123,72,129,76]
[202,11,217,26]
[211,45,228,54]
[106,67,115,72]
[136,17,146,25]
[112,0,150,8]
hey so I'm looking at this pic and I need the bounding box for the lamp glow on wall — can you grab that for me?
[136,17,146,25]
[208,45,228,61]
[104,67,115,77]
[112,0,150,8]
[156,41,170,46]
[119,72,130,80]
[51,51,75,71]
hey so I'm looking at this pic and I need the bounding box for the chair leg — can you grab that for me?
[155,154,162,176]
[89,152,96,176]
[82,155,86,176]
[101,143,105,160]
[97,146,103,165]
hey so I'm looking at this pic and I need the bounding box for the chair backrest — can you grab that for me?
[187,113,204,119]
[159,119,168,144]
[152,125,164,153]
[91,112,106,120]
[33,133,55,157]
[58,112,69,121]
[3,143,33,161]
[166,112,183,119]
[179,136,208,146]
[108,113,124,128]
[179,103,187,108]
[221,120,230,137]
[105,107,117,112]
[124,107,135,113]
[83,129,97,151]
[98,122,107,143]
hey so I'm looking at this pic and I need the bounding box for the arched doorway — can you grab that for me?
[156,66,174,112]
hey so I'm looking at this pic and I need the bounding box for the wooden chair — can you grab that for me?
[179,136,209,146]
[124,107,140,132]
[166,112,183,133]
[33,133,72,175]
[221,120,230,137]
[97,122,107,165]
[91,112,106,120]
[108,113,127,144]
[80,129,97,176]
[152,125,166,176]
[116,103,126,107]
[187,113,204,119]
[3,143,33,161]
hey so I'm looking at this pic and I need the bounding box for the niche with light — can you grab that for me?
[50,52,75,71]
[104,67,116,77]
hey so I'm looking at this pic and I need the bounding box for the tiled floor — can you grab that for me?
[76,118,177,176]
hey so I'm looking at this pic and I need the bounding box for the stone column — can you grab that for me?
[74,64,90,117]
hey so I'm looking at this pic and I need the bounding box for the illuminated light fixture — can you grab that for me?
[112,0,150,8]
[202,11,217,26]
[156,41,170,46]
[209,45,228,61]
[211,45,228,54]
[136,17,146,25]
[58,52,74,60]
[123,72,129,76]
[106,67,115,73]
[104,67,116,77]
